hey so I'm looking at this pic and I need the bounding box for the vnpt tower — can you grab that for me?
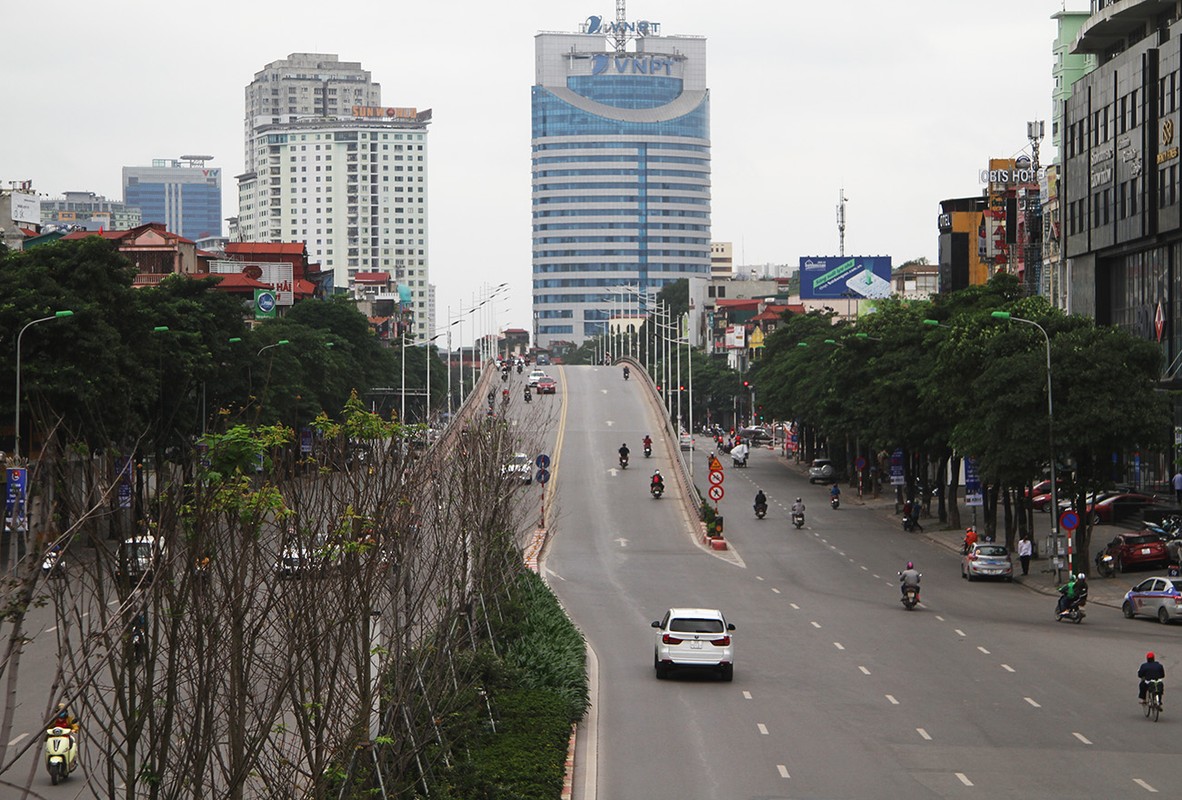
[532,10,711,349]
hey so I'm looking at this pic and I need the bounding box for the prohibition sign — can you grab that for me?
[1059,510,1079,531]
[708,484,725,502]
[708,470,724,486]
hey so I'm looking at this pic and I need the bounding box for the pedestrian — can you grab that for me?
[1173,468,1182,504]
[1018,534,1033,576]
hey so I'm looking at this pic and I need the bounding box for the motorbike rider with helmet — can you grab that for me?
[899,561,922,600]
[754,489,767,510]
[651,469,664,491]
[1139,651,1166,705]
[791,497,805,515]
[642,434,652,455]
[1056,573,1088,617]
[618,443,630,465]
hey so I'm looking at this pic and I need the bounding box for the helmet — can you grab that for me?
[1147,652,1156,661]
[796,497,802,503]
[56,702,67,713]
[906,562,914,570]
[1077,573,1086,580]
[654,469,661,475]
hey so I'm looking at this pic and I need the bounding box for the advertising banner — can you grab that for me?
[964,457,983,507]
[890,449,904,486]
[6,468,27,518]
[255,289,277,320]
[799,256,892,300]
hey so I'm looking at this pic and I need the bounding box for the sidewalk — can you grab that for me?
[777,454,1131,610]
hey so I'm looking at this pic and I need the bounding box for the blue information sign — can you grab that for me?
[964,457,983,507]
[6,468,27,518]
[890,448,905,486]
[536,454,551,469]
[536,469,551,485]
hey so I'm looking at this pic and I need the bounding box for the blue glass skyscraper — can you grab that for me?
[123,157,222,240]
[532,16,711,348]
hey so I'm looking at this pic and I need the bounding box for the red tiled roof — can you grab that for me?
[715,298,761,309]
[204,272,270,290]
[294,278,317,295]
[354,271,390,283]
[225,242,307,256]
[19,227,37,237]
[369,316,390,325]
[61,222,195,245]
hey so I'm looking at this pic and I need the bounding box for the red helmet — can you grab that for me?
[1147,652,1156,661]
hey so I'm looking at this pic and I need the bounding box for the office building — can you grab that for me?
[123,157,221,240]
[532,7,711,348]
[238,54,432,340]
[41,191,141,232]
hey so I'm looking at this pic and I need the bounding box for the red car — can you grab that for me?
[536,376,557,394]
[1037,491,1163,524]
[1100,529,1170,573]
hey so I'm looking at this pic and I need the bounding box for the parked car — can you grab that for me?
[1122,576,1182,623]
[527,369,547,387]
[1100,529,1170,573]
[502,452,533,484]
[536,376,557,394]
[961,542,1014,582]
[651,607,735,681]
[114,535,166,582]
[808,458,837,484]
[737,426,773,444]
[1064,492,1164,525]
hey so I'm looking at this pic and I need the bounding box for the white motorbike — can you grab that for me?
[45,726,78,785]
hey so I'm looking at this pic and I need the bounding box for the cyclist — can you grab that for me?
[1139,651,1165,705]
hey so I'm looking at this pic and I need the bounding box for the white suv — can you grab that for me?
[652,607,735,681]
[527,369,547,387]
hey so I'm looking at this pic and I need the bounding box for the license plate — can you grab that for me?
[1143,548,1152,555]
[689,640,703,650]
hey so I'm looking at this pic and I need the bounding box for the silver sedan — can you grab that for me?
[961,543,1014,582]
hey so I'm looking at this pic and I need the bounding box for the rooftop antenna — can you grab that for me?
[613,0,629,54]
[836,188,848,257]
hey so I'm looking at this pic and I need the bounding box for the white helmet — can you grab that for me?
[1077,572,1086,580]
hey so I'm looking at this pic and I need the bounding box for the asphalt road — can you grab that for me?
[543,365,1182,800]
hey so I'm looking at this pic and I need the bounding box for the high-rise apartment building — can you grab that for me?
[123,157,221,240]
[238,54,432,340]
[41,191,142,231]
[532,8,711,348]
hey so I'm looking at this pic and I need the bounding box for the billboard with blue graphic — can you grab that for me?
[799,256,893,300]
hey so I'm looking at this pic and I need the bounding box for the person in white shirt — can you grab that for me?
[1018,535,1033,576]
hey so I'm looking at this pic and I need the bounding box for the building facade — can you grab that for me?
[239,53,432,341]
[531,13,711,348]
[41,191,142,232]
[711,241,733,279]
[123,157,222,240]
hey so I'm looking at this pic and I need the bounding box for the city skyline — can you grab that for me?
[2,0,1070,343]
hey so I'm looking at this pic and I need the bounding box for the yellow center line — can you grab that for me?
[544,366,570,529]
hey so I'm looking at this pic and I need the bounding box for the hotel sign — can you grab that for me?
[352,106,418,119]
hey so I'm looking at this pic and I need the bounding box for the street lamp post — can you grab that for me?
[13,310,75,461]
[992,311,1062,580]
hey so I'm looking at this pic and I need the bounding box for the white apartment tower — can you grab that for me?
[238,53,432,340]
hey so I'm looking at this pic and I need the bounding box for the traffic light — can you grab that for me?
[742,380,750,388]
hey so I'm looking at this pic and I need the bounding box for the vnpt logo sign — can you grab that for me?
[583,15,661,36]
[591,54,675,76]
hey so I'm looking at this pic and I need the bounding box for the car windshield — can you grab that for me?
[976,545,1008,556]
[1125,535,1158,545]
[1169,580,1182,592]
[669,618,724,634]
[509,455,530,467]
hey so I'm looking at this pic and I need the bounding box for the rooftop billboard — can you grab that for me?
[799,256,892,300]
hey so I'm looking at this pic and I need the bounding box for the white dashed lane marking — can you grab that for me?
[885,694,899,705]
[1024,697,1041,708]
[771,588,781,594]
[858,666,871,675]
[777,765,790,779]
[954,629,966,637]
[977,646,990,655]
[956,773,974,787]
[1073,732,1092,745]
[1133,778,1158,793]
[916,728,931,741]
[1002,664,1016,672]
[833,642,844,650]
[789,603,800,610]
[810,621,822,629]
[742,691,752,699]
[757,723,769,735]
[935,615,945,622]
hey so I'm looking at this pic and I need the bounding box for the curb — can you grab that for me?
[561,723,576,800]
[698,522,728,550]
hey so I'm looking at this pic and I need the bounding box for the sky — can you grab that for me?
[3,0,1082,345]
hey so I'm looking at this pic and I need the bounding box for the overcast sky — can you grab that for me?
[3,0,1079,343]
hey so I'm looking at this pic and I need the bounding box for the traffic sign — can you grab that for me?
[854,456,867,472]
[536,454,551,469]
[708,455,722,472]
[708,470,724,486]
[708,484,725,501]
[536,469,551,485]
[1059,510,1079,531]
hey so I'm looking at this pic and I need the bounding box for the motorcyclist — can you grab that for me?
[623,365,630,380]
[899,561,921,598]
[731,441,749,465]
[643,434,652,452]
[754,489,767,511]
[830,484,841,501]
[1139,651,1166,705]
[962,526,978,554]
[791,497,805,516]
[523,385,532,402]
[1056,573,1085,616]
[49,702,79,735]
[501,387,510,404]
[618,443,630,463]
[651,470,664,490]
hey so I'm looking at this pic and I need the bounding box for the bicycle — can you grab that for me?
[1143,679,1164,722]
